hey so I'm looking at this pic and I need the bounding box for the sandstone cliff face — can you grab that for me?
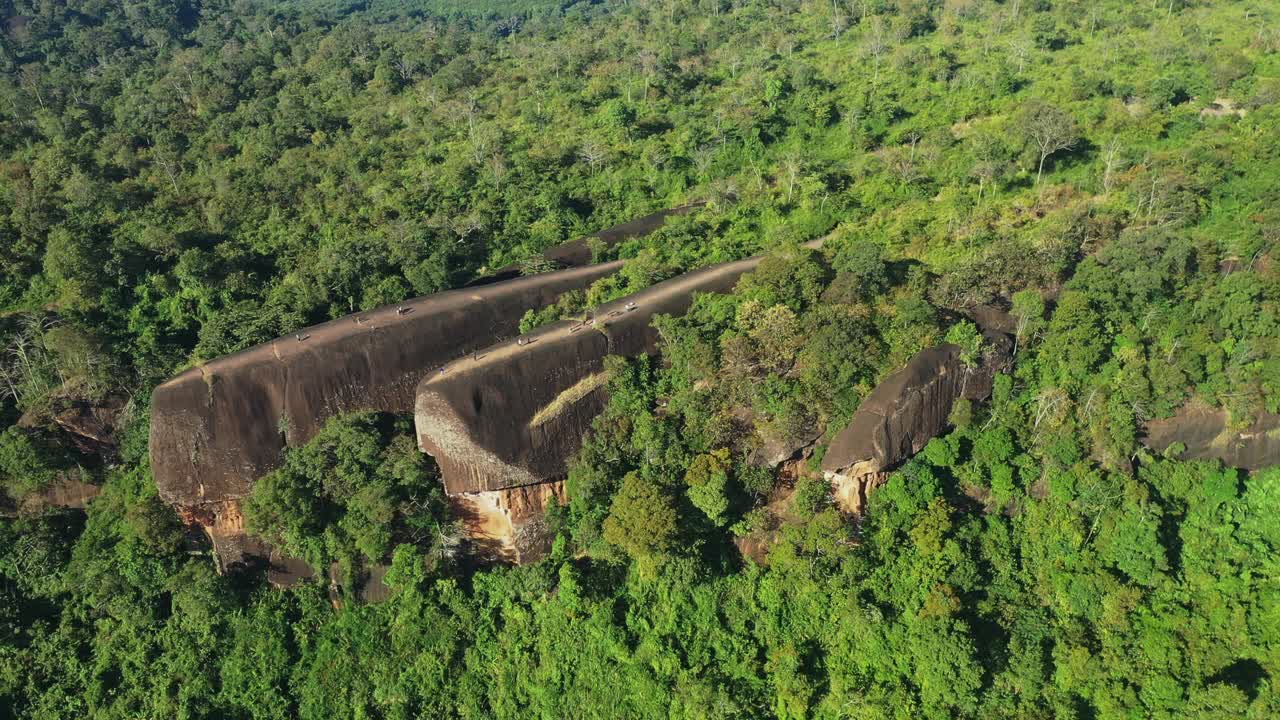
[448,481,566,564]
[151,262,624,511]
[822,336,1012,513]
[1143,405,1280,470]
[149,262,624,575]
[148,207,701,578]
[415,251,789,496]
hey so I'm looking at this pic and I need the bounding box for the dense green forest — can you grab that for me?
[2,0,1280,717]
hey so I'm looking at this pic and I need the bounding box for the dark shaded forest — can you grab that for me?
[2,0,1279,717]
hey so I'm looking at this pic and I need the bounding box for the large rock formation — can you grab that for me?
[151,262,623,509]
[416,244,819,561]
[822,336,1012,513]
[149,206,701,579]
[1143,405,1280,470]
[150,262,623,572]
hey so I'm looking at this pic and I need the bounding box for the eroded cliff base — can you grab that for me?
[447,480,565,564]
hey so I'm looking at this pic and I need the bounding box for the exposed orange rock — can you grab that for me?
[176,500,271,574]
[828,468,889,516]
[447,481,565,564]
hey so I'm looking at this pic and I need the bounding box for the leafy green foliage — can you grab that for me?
[684,449,733,527]
[244,412,448,573]
[602,471,678,571]
[0,425,73,496]
[944,320,983,366]
[3,0,1280,717]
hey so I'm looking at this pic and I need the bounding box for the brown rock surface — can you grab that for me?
[51,395,125,459]
[149,208,702,577]
[744,412,822,468]
[18,393,126,461]
[734,534,775,565]
[822,336,1012,513]
[7,476,101,516]
[323,562,393,606]
[965,304,1019,335]
[266,549,316,588]
[415,244,822,496]
[3,15,31,39]
[1143,405,1280,470]
[150,261,623,515]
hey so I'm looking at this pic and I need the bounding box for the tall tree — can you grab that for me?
[1019,100,1078,185]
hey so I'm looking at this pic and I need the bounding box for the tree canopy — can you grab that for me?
[2,0,1280,717]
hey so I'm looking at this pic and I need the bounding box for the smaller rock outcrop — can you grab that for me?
[822,335,1012,514]
[747,427,822,469]
[1143,405,1280,470]
[18,393,126,462]
[265,549,316,589]
[49,395,125,459]
[1,476,101,517]
[964,304,1019,335]
[1200,98,1246,118]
